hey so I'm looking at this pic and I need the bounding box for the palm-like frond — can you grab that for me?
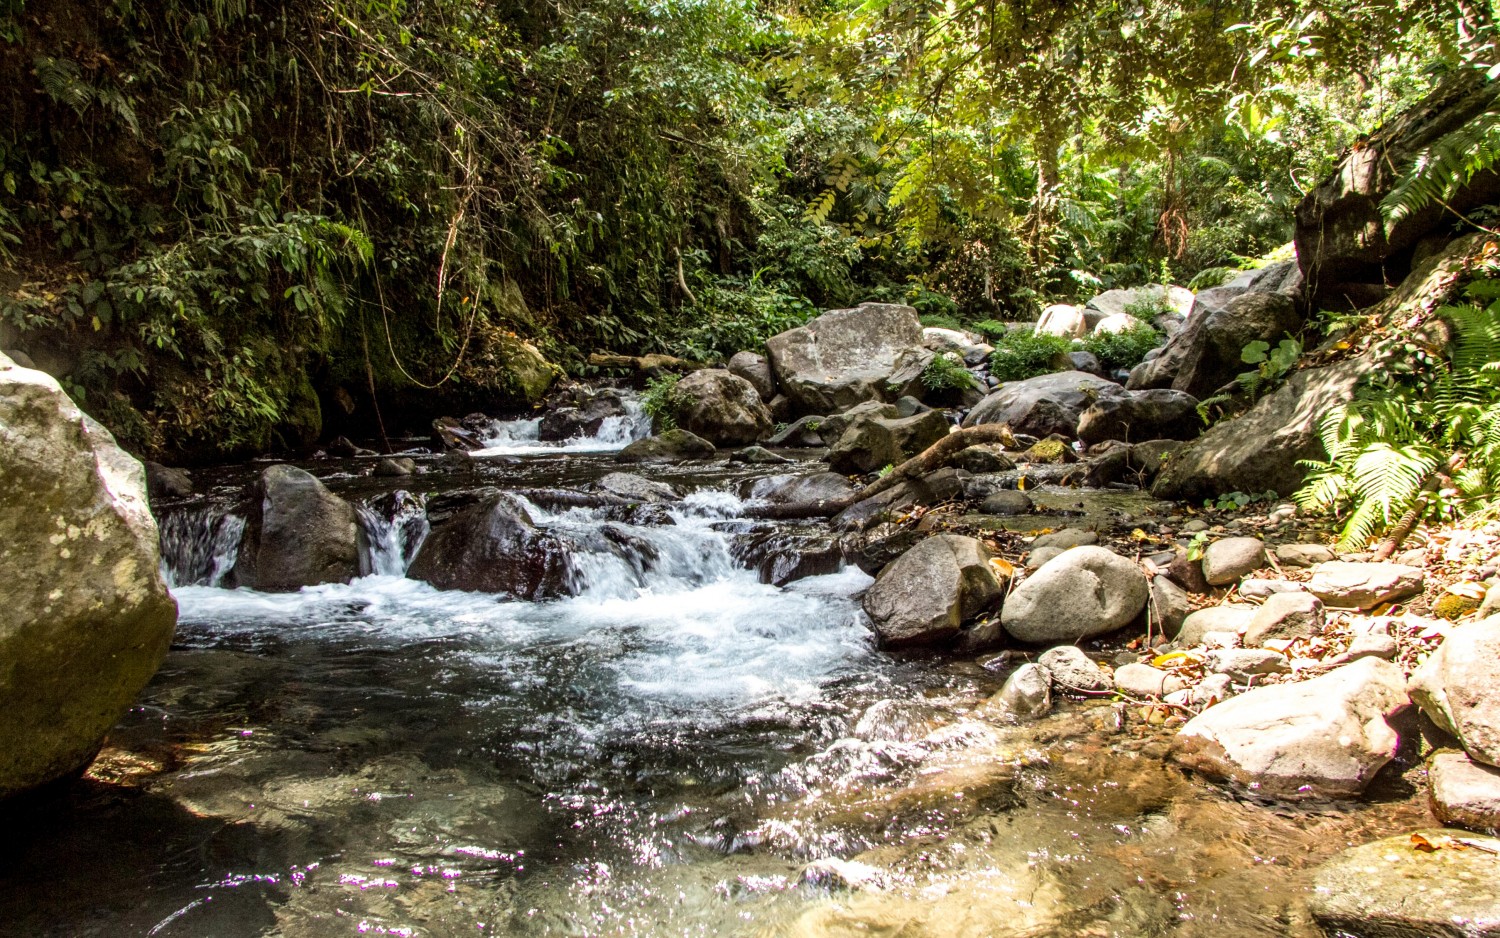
[1382,108,1500,223]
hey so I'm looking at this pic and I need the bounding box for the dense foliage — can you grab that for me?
[0,0,1477,459]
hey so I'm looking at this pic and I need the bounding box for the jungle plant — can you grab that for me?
[1296,279,1500,552]
[920,352,980,392]
[1082,323,1162,371]
[1196,335,1303,422]
[641,374,690,432]
[988,331,1073,383]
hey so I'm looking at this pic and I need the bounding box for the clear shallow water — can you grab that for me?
[0,449,1431,938]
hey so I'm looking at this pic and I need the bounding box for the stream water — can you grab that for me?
[0,413,1429,937]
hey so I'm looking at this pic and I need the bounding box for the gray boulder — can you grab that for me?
[1038,645,1111,695]
[1309,829,1500,937]
[1176,605,1255,646]
[760,472,858,511]
[1274,543,1338,567]
[373,457,416,477]
[1201,536,1266,586]
[1150,575,1191,639]
[1205,648,1290,681]
[540,387,631,441]
[827,409,949,475]
[233,465,361,591]
[409,492,573,599]
[1308,560,1425,609]
[1031,528,1098,551]
[1409,616,1500,767]
[767,414,828,447]
[1429,751,1500,833]
[727,350,776,401]
[1172,657,1409,799]
[1076,389,1200,446]
[861,535,1005,648]
[596,472,679,502]
[671,369,773,446]
[1127,293,1302,399]
[766,303,925,414]
[0,354,178,799]
[618,429,717,462]
[988,663,1053,719]
[1244,592,1325,646]
[1151,359,1364,501]
[962,371,1126,439]
[1001,546,1148,644]
[145,461,193,501]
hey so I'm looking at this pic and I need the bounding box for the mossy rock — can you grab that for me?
[1434,590,1482,621]
[1020,438,1077,464]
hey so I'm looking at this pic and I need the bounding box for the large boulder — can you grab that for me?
[1309,829,1500,937]
[1409,616,1500,767]
[861,535,1005,648]
[670,369,773,446]
[408,491,573,599]
[1127,293,1302,399]
[1296,69,1500,312]
[759,472,858,512]
[0,353,178,798]
[1172,657,1409,800]
[962,371,1125,439]
[232,465,361,591]
[1034,304,1088,339]
[1308,560,1425,610]
[1075,389,1200,446]
[617,429,716,462]
[1151,358,1364,501]
[827,409,950,475]
[1000,546,1148,644]
[727,351,776,402]
[766,303,925,414]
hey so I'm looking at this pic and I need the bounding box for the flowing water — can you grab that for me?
[0,413,1429,937]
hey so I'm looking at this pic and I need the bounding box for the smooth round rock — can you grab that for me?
[1201,537,1266,586]
[1002,546,1148,644]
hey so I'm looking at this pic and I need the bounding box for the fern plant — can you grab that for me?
[1296,278,1500,550]
[1381,108,1500,224]
[920,352,980,392]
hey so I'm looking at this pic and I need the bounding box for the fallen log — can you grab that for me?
[588,352,707,375]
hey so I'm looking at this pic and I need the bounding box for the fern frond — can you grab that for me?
[1382,109,1500,222]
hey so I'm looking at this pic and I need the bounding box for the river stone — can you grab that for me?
[953,444,1016,474]
[1035,303,1088,339]
[1175,605,1255,645]
[1244,592,1325,647]
[861,535,1005,648]
[1114,663,1185,698]
[1068,350,1105,376]
[1150,575,1191,639]
[145,461,194,501]
[1408,616,1500,767]
[596,472,679,502]
[1275,543,1338,567]
[761,472,857,512]
[0,353,178,799]
[1163,548,1211,594]
[1237,577,1306,600]
[617,429,717,462]
[1172,657,1410,800]
[1001,546,1148,644]
[1206,648,1290,681]
[670,369,773,446]
[1201,537,1266,586]
[539,387,631,442]
[1309,829,1500,937]
[727,350,776,401]
[1076,389,1200,446]
[988,663,1053,719]
[233,465,361,592]
[1026,546,1064,570]
[962,371,1126,440]
[828,408,949,475]
[979,490,1033,516]
[409,492,573,600]
[767,415,827,448]
[373,457,416,477]
[1031,528,1098,551]
[1127,293,1302,400]
[1429,751,1500,833]
[766,303,924,414]
[1038,645,1111,695]
[1308,561,1425,610]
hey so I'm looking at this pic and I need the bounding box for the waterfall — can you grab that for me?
[158,507,245,588]
[473,393,651,456]
[356,490,430,577]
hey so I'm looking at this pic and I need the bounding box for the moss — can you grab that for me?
[1433,591,1481,621]
[1021,439,1075,464]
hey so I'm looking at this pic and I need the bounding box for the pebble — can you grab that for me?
[1201,536,1267,586]
[1274,543,1337,567]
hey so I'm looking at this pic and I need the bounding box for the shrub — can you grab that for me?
[920,352,979,391]
[1082,323,1162,371]
[988,331,1073,382]
[641,374,690,432]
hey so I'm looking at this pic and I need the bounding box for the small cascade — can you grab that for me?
[158,507,245,588]
[356,490,430,577]
[474,393,651,456]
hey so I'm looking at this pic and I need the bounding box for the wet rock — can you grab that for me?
[894,395,930,417]
[761,472,857,511]
[1244,592,1325,647]
[830,468,968,532]
[736,531,847,587]
[1149,575,1191,639]
[1275,543,1338,567]
[373,457,416,477]
[1076,389,1201,447]
[1038,645,1111,695]
[1173,657,1410,799]
[1175,605,1255,646]
[1115,663,1185,698]
[1035,303,1088,338]
[1308,561,1425,610]
[408,491,573,600]
[1409,616,1500,767]
[0,353,178,798]
[1201,536,1266,586]
[980,491,1033,516]
[233,465,361,591]
[766,303,925,413]
[988,663,1053,719]
[145,461,193,501]
[801,858,891,892]
[861,534,1005,648]
[1019,437,1078,464]
[953,444,1015,474]
[1309,829,1500,937]
[1031,528,1098,551]
[828,409,950,475]
[729,445,791,465]
[327,435,375,458]
[432,416,483,451]
[1206,648,1289,681]
[1429,752,1500,833]
[540,387,630,441]
[1002,546,1148,645]
[1127,293,1302,399]
[1238,577,1306,600]
[962,371,1126,439]
[1068,350,1105,376]
[618,429,717,463]
[727,350,776,401]
[671,369,773,446]
[767,414,828,447]
[595,472,679,503]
